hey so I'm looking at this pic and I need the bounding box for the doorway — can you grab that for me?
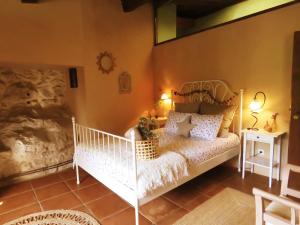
[288,32,300,166]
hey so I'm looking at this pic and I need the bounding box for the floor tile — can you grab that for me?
[35,182,70,201]
[242,173,270,186]
[101,207,151,225]
[66,176,98,191]
[204,184,226,197]
[163,184,208,210]
[181,194,209,211]
[202,165,236,182]
[0,203,41,224]
[140,197,180,223]
[0,191,37,214]
[156,208,189,225]
[0,165,283,225]
[31,173,63,189]
[86,193,129,220]
[222,174,258,195]
[59,167,88,180]
[196,180,223,195]
[40,192,82,210]
[75,183,111,203]
[0,181,32,199]
[72,205,93,215]
[59,168,77,180]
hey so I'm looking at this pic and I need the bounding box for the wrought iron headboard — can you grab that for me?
[171,80,244,138]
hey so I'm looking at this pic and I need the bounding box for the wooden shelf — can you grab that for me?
[246,156,278,169]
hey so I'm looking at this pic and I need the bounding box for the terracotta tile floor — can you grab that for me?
[0,166,281,224]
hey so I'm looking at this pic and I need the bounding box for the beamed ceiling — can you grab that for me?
[122,0,245,18]
[174,0,245,19]
[20,0,245,18]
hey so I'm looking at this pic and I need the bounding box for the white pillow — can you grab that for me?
[165,111,191,134]
[124,126,142,140]
[190,114,223,140]
[175,117,196,138]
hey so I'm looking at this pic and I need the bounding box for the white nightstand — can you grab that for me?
[241,129,285,188]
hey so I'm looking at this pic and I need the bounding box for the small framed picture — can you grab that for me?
[119,72,131,94]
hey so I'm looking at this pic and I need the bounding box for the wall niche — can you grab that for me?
[0,67,73,179]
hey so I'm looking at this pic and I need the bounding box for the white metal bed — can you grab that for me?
[72,80,244,225]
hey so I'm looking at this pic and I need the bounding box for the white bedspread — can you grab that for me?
[155,129,240,169]
[75,142,189,199]
[75,129,239,199]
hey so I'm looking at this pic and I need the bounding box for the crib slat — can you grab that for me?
[77,125,80,145]
[119,139,122,177]
[102,133,105,151]
[113,137,116,172]
[85,127,88,150]
[97,132,100,150]
[74,123,136,187]
[126,141,129,181]
[92,130,96,149]
[107,135,110,152]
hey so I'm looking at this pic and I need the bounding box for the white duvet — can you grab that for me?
[75,142,189,199]
[156,129,240,169]
[75,129,239,199]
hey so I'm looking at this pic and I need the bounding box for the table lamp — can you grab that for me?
[161,93,169,100]
[248,91,266,130]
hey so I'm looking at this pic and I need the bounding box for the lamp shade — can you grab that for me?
[249,91,266,113]
[160,93,169,100]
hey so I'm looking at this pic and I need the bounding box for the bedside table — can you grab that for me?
[241,129,285,188]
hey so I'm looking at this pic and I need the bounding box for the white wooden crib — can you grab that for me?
[72,80,244,225]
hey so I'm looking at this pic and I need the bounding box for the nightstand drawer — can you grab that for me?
[246,133,272,143]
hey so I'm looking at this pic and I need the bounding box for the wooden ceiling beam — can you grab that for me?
[121,0,150,12]
[21,0,39,3]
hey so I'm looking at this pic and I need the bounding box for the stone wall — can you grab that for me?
[0,67,73,179]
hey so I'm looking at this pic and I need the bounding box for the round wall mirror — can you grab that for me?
[96,51,116,74]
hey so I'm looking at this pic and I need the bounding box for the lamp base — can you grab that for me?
[247,127,259,131]
[249,112,259,131]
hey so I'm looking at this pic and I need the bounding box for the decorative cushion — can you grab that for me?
[124,126,142,140]
[190,114,223,140]
[200,102,238,137]
[165,111,191,134]
[175,117,196,138]
[175,103,201,113]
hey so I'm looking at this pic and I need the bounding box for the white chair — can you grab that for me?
[253,164,300,225]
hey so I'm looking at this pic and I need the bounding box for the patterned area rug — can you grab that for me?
[173,188,255,225]
[4,209,100,225]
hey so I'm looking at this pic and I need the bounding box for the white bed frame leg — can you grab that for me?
[130,130,139,225]
[72,117,80,185]
[76,164,80,185]
[134,204,139,225]
[238,89,244,172]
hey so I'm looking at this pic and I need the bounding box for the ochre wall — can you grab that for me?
[0,0,154,134]
[80,0,154,134]
[153,3,300,175]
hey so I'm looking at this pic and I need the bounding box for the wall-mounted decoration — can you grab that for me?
[119,72,131,94]
[96,51,116,74]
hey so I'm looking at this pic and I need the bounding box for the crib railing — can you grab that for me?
[71,117,137,189]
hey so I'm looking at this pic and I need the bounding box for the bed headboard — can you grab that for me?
[171,80,244,138]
